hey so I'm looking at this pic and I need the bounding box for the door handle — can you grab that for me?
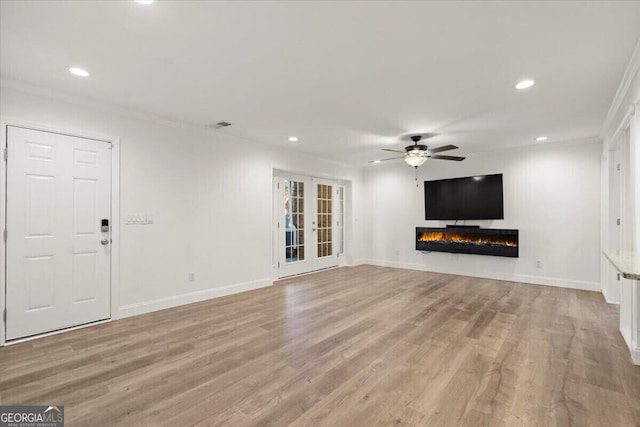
[101,239,110,246]
[312,228,317,231]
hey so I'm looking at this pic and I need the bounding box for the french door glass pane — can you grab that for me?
[285,180,304,263]
[317,184,333,258]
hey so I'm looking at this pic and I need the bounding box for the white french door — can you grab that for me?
[5,126,112,340]
[275,175,340,278]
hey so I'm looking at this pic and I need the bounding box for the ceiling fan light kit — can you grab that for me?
[372,134,465,168]
[404,151,428,167]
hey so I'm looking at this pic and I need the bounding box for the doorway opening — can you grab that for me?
[274,172,346,278]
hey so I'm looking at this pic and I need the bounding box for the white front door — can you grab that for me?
[5,126,112,340]
[276,175,339,278]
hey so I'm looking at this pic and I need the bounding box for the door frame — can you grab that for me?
[0,119,120,345]
[272,170,347,279]
[601,106,634,304]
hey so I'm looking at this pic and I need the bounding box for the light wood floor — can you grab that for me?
[1,266,639,426]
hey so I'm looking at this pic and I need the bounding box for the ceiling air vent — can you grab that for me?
[210,121,232,129]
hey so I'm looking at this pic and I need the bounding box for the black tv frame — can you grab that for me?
[424,173,504,220]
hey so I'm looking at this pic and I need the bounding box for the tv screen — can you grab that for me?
[424,174,504,220]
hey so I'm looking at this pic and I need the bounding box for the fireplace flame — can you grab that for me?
[418,231,517,247]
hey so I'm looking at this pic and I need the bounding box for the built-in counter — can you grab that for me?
[604,250,640,365]
[604,250,640,280]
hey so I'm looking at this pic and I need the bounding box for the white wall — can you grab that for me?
[361,139,602,291]
[0,84,364,324]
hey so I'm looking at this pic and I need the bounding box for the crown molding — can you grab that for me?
[461,136,601,157]
[0,78,356,170]
[601,37,640,140]
[365,136,601,169]
[0,77,206,132]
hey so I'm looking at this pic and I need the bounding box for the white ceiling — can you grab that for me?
[2,1,640,165]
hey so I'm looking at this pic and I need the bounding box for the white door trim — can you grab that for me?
[0,119,120,345]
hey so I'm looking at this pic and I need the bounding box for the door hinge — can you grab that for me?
[278,261,280,268]
[3,308,5,322]
[617,218,621,226]
[277,182,280,189]
[3,229,6,242]
[617,273,621,281]
[617,163,621,171]
[277,222,280,229]
[3,148,7,161]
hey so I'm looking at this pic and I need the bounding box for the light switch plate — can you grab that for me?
[127,213,148,225]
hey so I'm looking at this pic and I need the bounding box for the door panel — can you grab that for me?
[72,252,98,303]
[278,177,311,277]
[313,181,338,270]
[6,126,111,340]
[26,255,55,311]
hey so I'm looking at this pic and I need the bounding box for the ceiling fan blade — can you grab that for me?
[368,156,404,163]
[381,148,405,153]
[427,144,458,154]
[429,154,465,161]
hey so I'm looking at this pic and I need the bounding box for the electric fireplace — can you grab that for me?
[416,226,519,258]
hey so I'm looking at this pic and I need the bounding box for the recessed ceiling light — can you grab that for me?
[535,136,548,142]
[135,0,155,4]
[288,136,299,142]
[68,67,90,77]
[373,160,381,164]
[515,79,535,90]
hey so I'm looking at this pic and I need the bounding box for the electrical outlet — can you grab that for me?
[188,273,195,282]
[535,260,542,268]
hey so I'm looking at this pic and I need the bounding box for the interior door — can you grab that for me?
[6,126,112,340]
[312,180,339,270]
[277,176,311,277]
[276,175,339,278]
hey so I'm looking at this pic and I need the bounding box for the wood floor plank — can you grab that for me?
[1,265,638,426]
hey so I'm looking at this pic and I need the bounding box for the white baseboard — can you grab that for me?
[620,327,640,366]
[602,287,620,305]
[512,273,600,292]
[360,259,600,292]
[632,348,640,366]
[117,278,272,319]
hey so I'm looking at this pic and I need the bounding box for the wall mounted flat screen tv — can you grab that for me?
[424,173,504,220]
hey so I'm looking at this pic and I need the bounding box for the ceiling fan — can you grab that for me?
[370,134,465,167]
